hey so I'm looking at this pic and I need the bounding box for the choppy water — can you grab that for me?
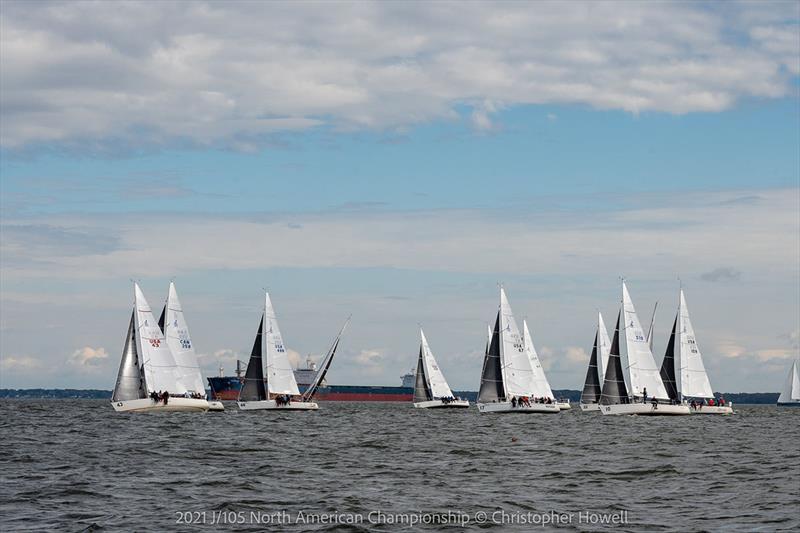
[0,401,798,532]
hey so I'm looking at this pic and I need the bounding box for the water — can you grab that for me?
[1,401,798,532]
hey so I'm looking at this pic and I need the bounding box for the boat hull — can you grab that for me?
[600,403,690,416]
[207,401,225,412]
[111,397,209,413]
[477,401,560,414]
[777,401,800,407]
[413,399,470,409]
[237,400,319,411]
[580,403,601,412]
[556,401,571,410]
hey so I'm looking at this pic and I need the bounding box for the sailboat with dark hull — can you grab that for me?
[580,312,611,412]
[477,288,559,414]
[111,283,209,412]
[412,329,469,408]
[660,289,732,414]
[599,282,689,416]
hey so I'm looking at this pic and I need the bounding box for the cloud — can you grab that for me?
[355,349,384,366]
[1,355,43,371]
[700,267,742,283]
[564,346,588,364]
[1,1,797,151]
[68,346,108,367]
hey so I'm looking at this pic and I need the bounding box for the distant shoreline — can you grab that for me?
[0,389,782,404]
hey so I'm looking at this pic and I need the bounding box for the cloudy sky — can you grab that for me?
[1,1,798,393]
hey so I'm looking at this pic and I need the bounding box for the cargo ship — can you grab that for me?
[207,357,414,402]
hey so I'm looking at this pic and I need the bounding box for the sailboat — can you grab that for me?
[111,283,209,412]
[660,288,732,415]
[237,292,317,411]
[412,329,469,408]
[477,288,560,414]
[522,320,568,409]
[159,282,224,411]
[599,281,689,416]
[777,358,800,406]
[579,312,611,412]
[299,317,350,402]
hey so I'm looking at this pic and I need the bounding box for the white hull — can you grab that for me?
[207,401,225,411]
[111,397,209,413]
[556,400,571,410]
[600,403,690,416]
[237,400,318,411]
[477,401,560,414]
[690,405,733,415]
[413,399,470,409]
[580,403,601,412]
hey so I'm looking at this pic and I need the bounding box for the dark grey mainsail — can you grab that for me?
[112,310,147,402]
[478,313,505,403]
[239,315,267,401]
[660,315,679,402]
[580,331,602,404]
[413,346,433,403]
[302,317,350,401]
[600,311,629,405]
[157,305,166,334]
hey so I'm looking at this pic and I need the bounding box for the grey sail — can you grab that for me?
[478,312,505,403]
[580,331,602,404]
[413,345,433,402]
[112,310,147,402]
[659,316,680,402]
[157,304,166,334]
[239,315,267,401]
[600,311,629,405]
[302,317,350,401]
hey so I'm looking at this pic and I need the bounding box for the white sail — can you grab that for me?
[499,288,536,398]
[778,359,800,403]
[163,282,206,394]
[677,289,714,399]
[522,320,554,399]
[134,283,186,394]
[620,281,669,400]
[420,329,454,399]
[263,292,300,396]
[597,312,612,384]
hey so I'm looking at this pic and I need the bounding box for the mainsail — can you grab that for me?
[162,282,206,394]
[302,317,350,401]
[659,316,680,402]
[600,311,629,405]
[134,283,186,394]
[413,345,432,403]
[478,314,505,402]
[580,330,602,404]
[499,288,535,398]
[522,320,554,399]
[777,359,800,404]
[239,316,267,401]
[420,329,455,399]
[263,292,301,396]
[620,281,669,400]
[112,310,147,402]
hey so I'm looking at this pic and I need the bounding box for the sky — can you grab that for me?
[1,0,798,393]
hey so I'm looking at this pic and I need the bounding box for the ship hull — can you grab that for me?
[208,376,414,402]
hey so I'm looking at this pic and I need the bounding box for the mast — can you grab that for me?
[238,315,267,401]
[302,317,350,401]
[478,312,505,402]
[600,310,629,405]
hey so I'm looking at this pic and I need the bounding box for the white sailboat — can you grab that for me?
[579,312,611,412]
[111,283,209,412]
[522,320,569,409]
[238,292,318,411]
[160,282,224,411]
[477,288,560,414]
[660,288,732,415]
[600,281,689,416]
[777,358,800,406]
[412,329,469,408]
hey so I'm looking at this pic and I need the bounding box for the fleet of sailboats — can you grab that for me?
[412,329,469,408]
[109,280,781,416]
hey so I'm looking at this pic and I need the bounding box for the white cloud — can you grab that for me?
[1,355,43,371]
[355,349,384,366]
[68,346,108,367]
[1,1,797,150]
